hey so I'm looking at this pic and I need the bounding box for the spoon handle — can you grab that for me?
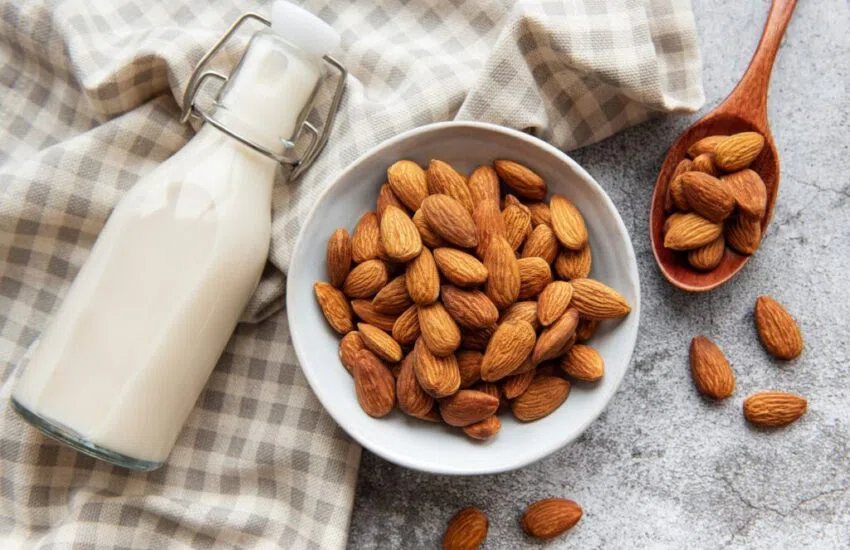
[719,0,797,126]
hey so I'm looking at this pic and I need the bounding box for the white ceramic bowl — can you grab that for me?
[287,122,640,475]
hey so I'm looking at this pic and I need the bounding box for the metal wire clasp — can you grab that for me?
[179,12,346,180]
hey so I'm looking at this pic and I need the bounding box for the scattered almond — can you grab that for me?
[743,391,807,427]
[754,296,803,360]
[689,336,735,399]
[442,507,488,550]
[521,498,582,539]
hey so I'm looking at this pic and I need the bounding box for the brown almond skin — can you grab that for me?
[726,214,762,255]
[669,172,691,211]
[339,331,365,374]
[442,506,488,550]
[570,278,631,320]
[358,322,403,363]
[532,308,579,364]
[503,203,532,251]
[494,159,547,200]
[681,171,735,223]
[502,369,535,399]
[550,194,588,250]
[439,389,500,427]
[413,209,445,248]
[517,257,553,300]
[326,228,352,288]
[471,382,500,401]
[353,349,396,417]
[687,135,728,158]
[526,201,551,227]
[397,352,434,419]
[372,275,413,315]
[461,325,496,351]
[484,235,521,310]
[457,350,483,388]
[754,296,804,360]
[413,338,461,398]
[314,282,354,334]
[665,159,694,212]
[688,235,726,271]
[560,344,604,382]
[664,212,723,251]
[537,281,574,327]
[499,301,540,330]
[574,318,599,342]
[406,247,440,305]
[380,205,422,262]
[714,131,765,171]
[472,200,507,259]
[441,285,499,329]
[351,211,384,263]
[522,498,583,539]
[722,169,767,219]
[743,391,807,427]
[691,153,718,176]
[428,160,474,213]
[391,305,421,345]
[468,165,501,204]
[511,376,571,421]
[421,194,479,248]
[377,183,407,220]
[554,245,592,280]
[462,416,501,441]
[343,259,390,298]
[521,224,559,264]
[351,299,398,332]
[433,248,488,287]
[418,302,462,357]
[387,160,429,211]
[481,320,536,382]
[689,336,734,399]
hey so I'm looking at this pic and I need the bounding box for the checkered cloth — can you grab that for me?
[0,0,702,547]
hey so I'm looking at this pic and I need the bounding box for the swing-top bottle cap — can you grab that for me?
[271,1,340,59]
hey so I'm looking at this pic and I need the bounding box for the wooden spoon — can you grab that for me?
[649,0,797,292]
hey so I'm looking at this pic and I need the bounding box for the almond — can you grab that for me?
[499,301,540,330]
[377,183,407,220]
[574,318,599,342]
[663,212,686,235]
[471,382,501,401]
[406,247,440,305]
[714,131,765,171]
[433,248,488,287]
[725,214,762,255]
[743,391,807,427]
[412,209,445,248]
[372,275,412,315]
[397,352,434,419]
[439,389,499,427]
[351,299,398,331]
[511,376,570,421]
[665,159,694,212]
[468,166,501,204]
[688,235,726,271]
[421,194,479,248]
[532,308,579,364]
[502,369,535,399]
[461,325,496,351]
[484,235,521,310]
[358,322,402,363]
[441,285,499,329]
[481,320,536,381]
[442,507,488,550]
[754,296,803,360]
[669,172,691,211]
[517,257,552,300]
[521,224,559,264]
[681,171,735,222]
[326,228,352,288]
[314,282,354,334]
[537,281,573,326]
[457,350,483,388]
[419,406,442,423]
[664,212,723,250]
[494,159,547,200]
[418,302,461,357]
[687,135,728,158]
[691,153,718,176]
[722,169,767,219]
[351,211,384,263]
[522,498,582,539]
[560,344,604,382]
[387,160,429,211]
[380,205,422,262]
[462,416,501,441]
[503,203,532,251]
[471,199,506,259]
[343,259,389,298]
[689,336,735,399]
[391,305,421,345]
[428,160,474,212]
[413,338,460,398]
[550,194,588,250]
[339,331,365,374]
[353,349,396,417]
[554,245,592,280]
[570,278,631,320]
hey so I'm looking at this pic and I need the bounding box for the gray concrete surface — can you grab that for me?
[347,1,850,548]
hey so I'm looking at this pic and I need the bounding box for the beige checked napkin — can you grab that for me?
[0,0,703,547]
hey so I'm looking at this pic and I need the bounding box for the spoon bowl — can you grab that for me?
[650,0,796,292]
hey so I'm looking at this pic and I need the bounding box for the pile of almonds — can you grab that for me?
[314,158,632,440]
[662,131,768,270]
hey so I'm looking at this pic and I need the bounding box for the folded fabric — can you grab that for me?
[0,0,702,547]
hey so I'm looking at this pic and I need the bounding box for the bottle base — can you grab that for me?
[10,398,163,471]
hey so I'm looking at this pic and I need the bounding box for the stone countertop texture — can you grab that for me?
[347,0,850,548]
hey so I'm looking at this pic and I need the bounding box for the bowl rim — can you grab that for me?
[287,120,641,475]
